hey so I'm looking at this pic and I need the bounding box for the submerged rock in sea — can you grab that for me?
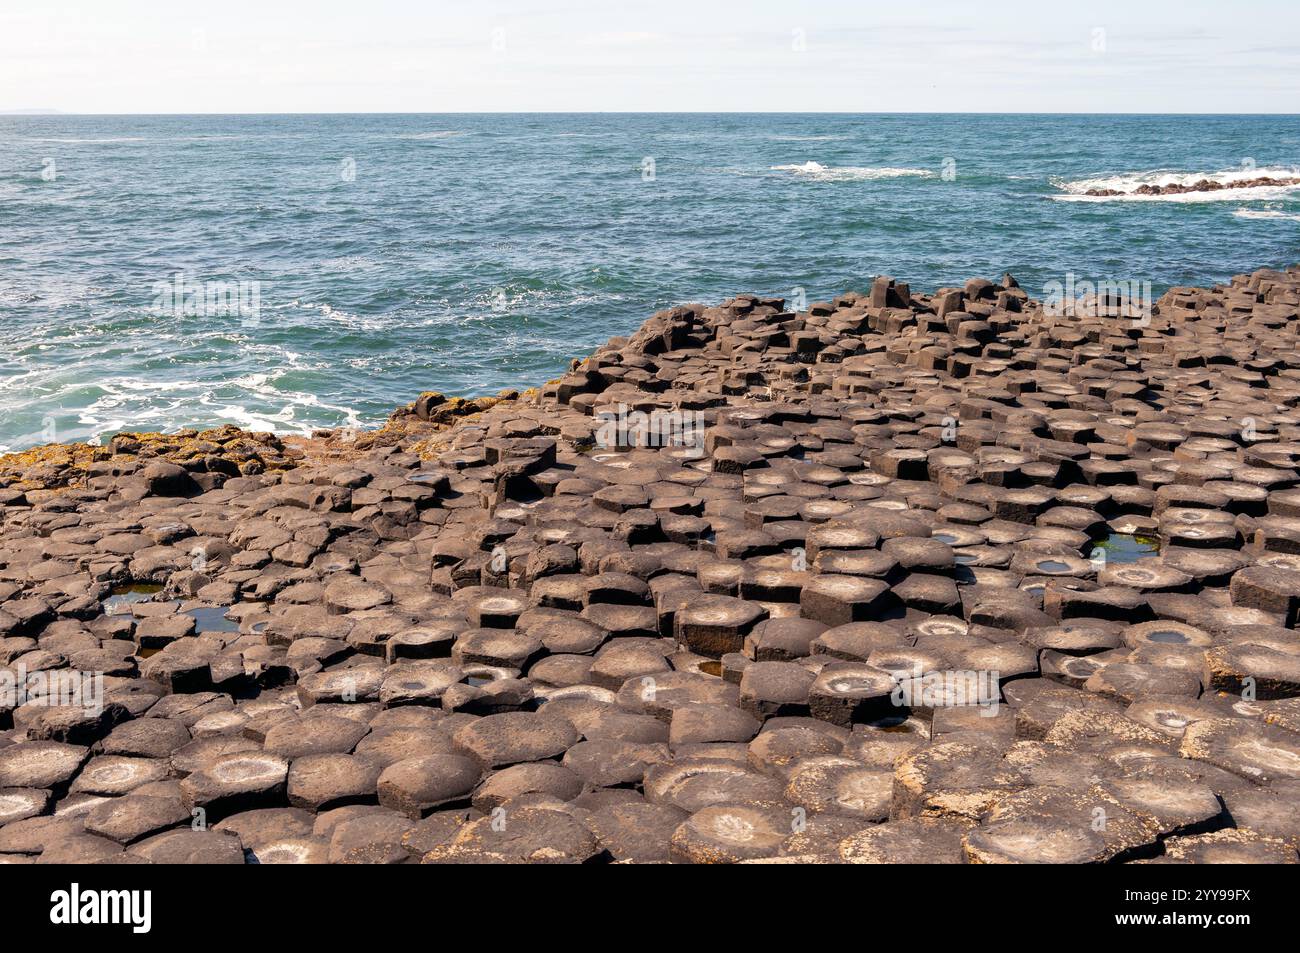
[1085,175,1300,197]
[2,262,1300,864]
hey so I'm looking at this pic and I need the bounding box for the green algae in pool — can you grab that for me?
[103,583,163,615]
[187,606,239,634]
[1091,533,1160,564]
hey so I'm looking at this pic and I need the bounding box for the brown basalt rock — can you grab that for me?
[6,263,1300,862]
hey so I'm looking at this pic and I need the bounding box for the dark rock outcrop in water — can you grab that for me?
[1084,175,1300,197]
[3,265,1300,864]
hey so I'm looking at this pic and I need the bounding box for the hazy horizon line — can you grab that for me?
[6,109,1300,118]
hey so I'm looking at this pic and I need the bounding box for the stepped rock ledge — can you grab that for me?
[3,264,1300,864]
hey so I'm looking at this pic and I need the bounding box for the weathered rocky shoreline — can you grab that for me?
[3,264,1300,864]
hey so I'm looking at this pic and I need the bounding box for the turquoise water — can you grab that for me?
[2,113,1298,451]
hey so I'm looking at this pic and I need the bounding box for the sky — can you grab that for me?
[2,0,1299,114]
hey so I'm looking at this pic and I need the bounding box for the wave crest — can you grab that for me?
[1233,208,1300,222]
[771,161,935,182]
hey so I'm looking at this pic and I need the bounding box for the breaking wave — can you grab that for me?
[1052,166,1300,202]
[1233,208,1300,222]
[771,161,935,182]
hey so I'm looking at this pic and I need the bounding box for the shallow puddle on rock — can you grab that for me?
[1157,711,1190,729]
[187,606,239,634]
[698,660,723,677]
[859,713,916,733]
[103,583,164,615]
[1091,533,1160,564]
[1037,560,1071,573]
[466,676,494,687]
[1062,658,1101,678]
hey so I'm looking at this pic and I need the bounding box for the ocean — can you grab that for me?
[1,112,1298,452]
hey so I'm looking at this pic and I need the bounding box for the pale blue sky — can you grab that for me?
[3,0,1298,113]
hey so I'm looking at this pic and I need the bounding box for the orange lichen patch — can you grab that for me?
[106,426,288,461]
[383,390,527,459]
[411,392,517,426]
[0,425,299,492]
[297,390,525,463]
[0,441,111,491]
[0,390,529,488]
[406,434,460,460]
[0,441,107,472]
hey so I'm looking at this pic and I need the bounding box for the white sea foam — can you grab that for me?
[24,137,149,144]
[391,131,465,140]
[768,135,844,142]
[285,300,386,331]
[33,368,368,450]
[771,161,934,181]
[22,135,277,144]
[317,255,381,272]
[1051,166,1300,202]
[1232,208,1300,222]
[210,373,363,432]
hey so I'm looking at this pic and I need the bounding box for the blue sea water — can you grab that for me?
[1,113,1298,452]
